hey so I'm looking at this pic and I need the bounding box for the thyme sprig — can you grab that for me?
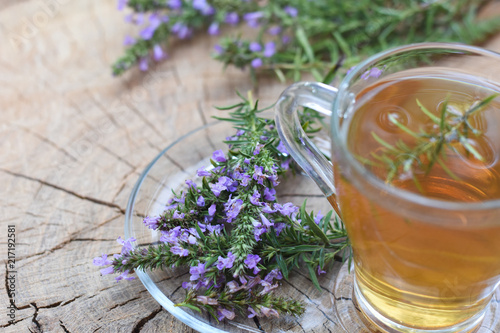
[94,94,349,321]
[368,95,498,188]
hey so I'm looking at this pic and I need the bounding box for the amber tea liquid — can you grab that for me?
[334,71,500,330]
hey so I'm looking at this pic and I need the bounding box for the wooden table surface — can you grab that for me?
[2,1,500,332]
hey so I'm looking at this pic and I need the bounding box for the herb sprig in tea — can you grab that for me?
[366,94,498,189]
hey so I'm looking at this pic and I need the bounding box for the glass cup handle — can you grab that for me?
[275,81,341,216]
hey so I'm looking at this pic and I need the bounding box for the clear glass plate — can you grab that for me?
[123,120,343,333]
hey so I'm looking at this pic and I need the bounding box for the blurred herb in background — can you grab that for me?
[113,0,500,82]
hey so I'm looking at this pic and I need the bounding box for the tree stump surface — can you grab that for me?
[2,1,500,332]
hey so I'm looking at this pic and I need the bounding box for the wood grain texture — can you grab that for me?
[2,1,500,332]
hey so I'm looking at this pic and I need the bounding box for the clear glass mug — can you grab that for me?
[274,43,500,332]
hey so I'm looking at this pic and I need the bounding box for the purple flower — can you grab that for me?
[171,22,192,39]
[244,11,264,28]
[253,221,266,241]
[217,307,236,320]
[173,210,185,219]
[318,265,326,275]
[217,252,236,270]
[197,166,211,177]
[210,182,226,197]
[275,202,299,217]
[268,26,281,35]
[253,143,264,155]
[244,254,261,270]
[135,13,145,25]
[253,165,266,185]
[207,224,223,235]
[139,58,148,71]
[248,306,258,318]
[260,213,274,228]
[225,197,243,223]
[153,44,165,61]
[190,262,206,281]
[214,44,224,55]
[277,141,288,155]
[213,149,227,162]
[284,6,298,17]
[168,0,182,9]
[260,306,279,318]
[314,211,324,225]
[275,223,287,236]
[281,158,291,170]
[251,58,263,68]
[117,236,136,255]
[182,281,193,289]
[282,35,291,44]
[208,22,219,35]
[100,266,115,275]
[239,174,251,187]
[264,268,283,283]
[170,246,189,257]
[236,129,245,136]
[161,227,181,244]
[196,296,218,305]
[173,196,185,204]
[117,0,127,11]
[263,42,276,58]
[250,189,262,206]
[197,196,205,207]
[93,254,112,266]
[115,270,135,281]
[186,179,197,189]
[123,35,135,46]
[259,280,278,295]
[227,280,243,293]
[193,0,215,15]
[143,216,159,229]
[249,42,262,52]
[140,16,162,40]
[225,12,239,25]
[263,188,276,201]
[262,203,277,214]
[188,235,197,245]
[208,204,217,216]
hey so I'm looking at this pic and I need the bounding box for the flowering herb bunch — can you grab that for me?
[113,0,500,81]
[94,93,350,321]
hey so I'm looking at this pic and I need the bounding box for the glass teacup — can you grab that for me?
[275,43,500,332]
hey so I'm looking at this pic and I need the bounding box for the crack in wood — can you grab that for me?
[29,302,43,333]
[282,280,338,327]
[322,322,333,333]
[108,296,141,311]
[59,320,71,333]
[0,168,126,214]
[15,124,78,162]
[60,294,84,306]
[125,101,168,141]
[291,269,335,296]
[130,306,162,333]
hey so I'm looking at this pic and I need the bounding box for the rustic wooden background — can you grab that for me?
[2,1,500,332]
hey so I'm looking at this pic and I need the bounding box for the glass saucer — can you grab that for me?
[123,120,343,333]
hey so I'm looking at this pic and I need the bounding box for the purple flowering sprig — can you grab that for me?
[177,283,304,320]
[94,94,348,320]
[112,0,500,82]
[112,0,259,75]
